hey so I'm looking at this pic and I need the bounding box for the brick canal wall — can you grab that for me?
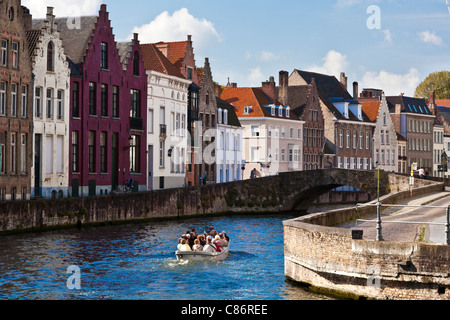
[0,169,436,234]
[283,182,450,300]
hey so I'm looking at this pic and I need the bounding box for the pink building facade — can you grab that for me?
[57,5,147,196]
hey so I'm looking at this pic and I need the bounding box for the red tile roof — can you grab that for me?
[359,99,381,122]
[141,43,185,79]
[154,40,188,71]
[436,99,450,107]
[220,87,299,120]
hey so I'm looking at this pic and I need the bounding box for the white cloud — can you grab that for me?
[418,31,443,45]
[335,0,363,8]
[361,68,420,96]
[308,50,349,79]
[131,8,222,51]
[23,0,101,18]
[260,51,279,62]
[248,67,264,84]
[383,29,393,44]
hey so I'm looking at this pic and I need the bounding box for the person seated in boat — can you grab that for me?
[177,238,184,250]
[213,235,223,252]
[178,239,192,251]
[197,234,206,246]
[192,238,203,252]
[219,232,229,247]
[203,236,217,253]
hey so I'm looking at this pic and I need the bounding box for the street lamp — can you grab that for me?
[375,161,383,241]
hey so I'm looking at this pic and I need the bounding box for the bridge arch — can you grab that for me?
[277,169,386,212]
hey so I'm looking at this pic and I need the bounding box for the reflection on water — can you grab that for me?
[0,214,334,300]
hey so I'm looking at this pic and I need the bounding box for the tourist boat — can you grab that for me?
[175,244,230,262]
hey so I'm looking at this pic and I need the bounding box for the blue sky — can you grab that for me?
[23,0,450,96]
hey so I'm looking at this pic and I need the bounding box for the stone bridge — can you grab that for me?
[0,169,417,234]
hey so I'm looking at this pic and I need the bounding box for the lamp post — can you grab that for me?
[375,161,383,241]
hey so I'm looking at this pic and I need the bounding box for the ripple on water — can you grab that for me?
[0,214,333,300]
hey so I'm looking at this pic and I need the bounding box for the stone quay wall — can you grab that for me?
[284,182,450,300]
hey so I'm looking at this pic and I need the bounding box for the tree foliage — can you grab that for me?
[414,71,450,99]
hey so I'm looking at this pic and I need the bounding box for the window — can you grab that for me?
[187,67,193,80]
[45,136,53,174]
[133,51,140,76]
[101,84,107,116]
[130,89,140,118]
[21,86,27,118]
[353,131,357,149]
[251,126,260,137]
[47,41,54,72]
[46,88,53,119]
[12,42,18,68]
[11,133,16,173]
[251,147,260,162]
[0,133,5,173]
[71,131,78,172]
[159,140,165,168]
[290,128,293,139]
[56,136,63,174]
[20,134,26,174]
[35,87,42,118]
[100,132,107,173]
[346,130,350,148]
[366,132,370,150]
[383,113,386,126]
[88,131,95,173]
[386,131,390,145]
[89,82,96,115]
[11,84,17,117]
[0,82,6,115]
[57,90,63,120]
[359,132,363,150]
[101,42,108,69]
[281,149,286,162]
[1,40,7,66]
[112,86,119,118]
[72,82,79,118]
[339,130,343,148]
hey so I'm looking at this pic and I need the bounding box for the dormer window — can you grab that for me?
[344,103,349,119]
[358,104,362,121]
[278,106,283,117]
[271,105,275,116]
[218,108,222,123]
[244,106,251,114]
[224,109,228,125]
[286,107,290,118]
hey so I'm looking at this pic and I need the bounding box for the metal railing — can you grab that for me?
[355,202,450,245]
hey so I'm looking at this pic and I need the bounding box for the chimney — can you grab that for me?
[429,90,436,115]
[395,103,402,114]
[353,82,359,99]
[231,83,237,88]
[262,77,276,103]
[278,71,289,106]
[340,72,348,90]
[22,6,32,30]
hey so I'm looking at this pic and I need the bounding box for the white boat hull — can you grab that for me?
[175,246,230,261]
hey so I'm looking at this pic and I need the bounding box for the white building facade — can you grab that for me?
[147,70,191,190]
[216,101,243,183]
[433,122,445,177]
[240,107,304,179]
[29,7,70,198]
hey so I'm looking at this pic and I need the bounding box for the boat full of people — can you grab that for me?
[175,227,230,261]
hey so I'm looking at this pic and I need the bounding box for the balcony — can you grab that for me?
[130,117,143,131]
[160,124,167,138]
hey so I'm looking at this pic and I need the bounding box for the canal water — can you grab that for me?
[0,214,334,300]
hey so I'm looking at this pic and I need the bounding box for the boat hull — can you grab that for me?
[175,246,230,261]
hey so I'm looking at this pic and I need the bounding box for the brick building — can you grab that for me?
[0,1,33,200]
[387,95,434,173]
[289,70,374,170]
[56,4,147,196]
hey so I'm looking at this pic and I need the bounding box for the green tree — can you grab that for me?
[414,71,450,99]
